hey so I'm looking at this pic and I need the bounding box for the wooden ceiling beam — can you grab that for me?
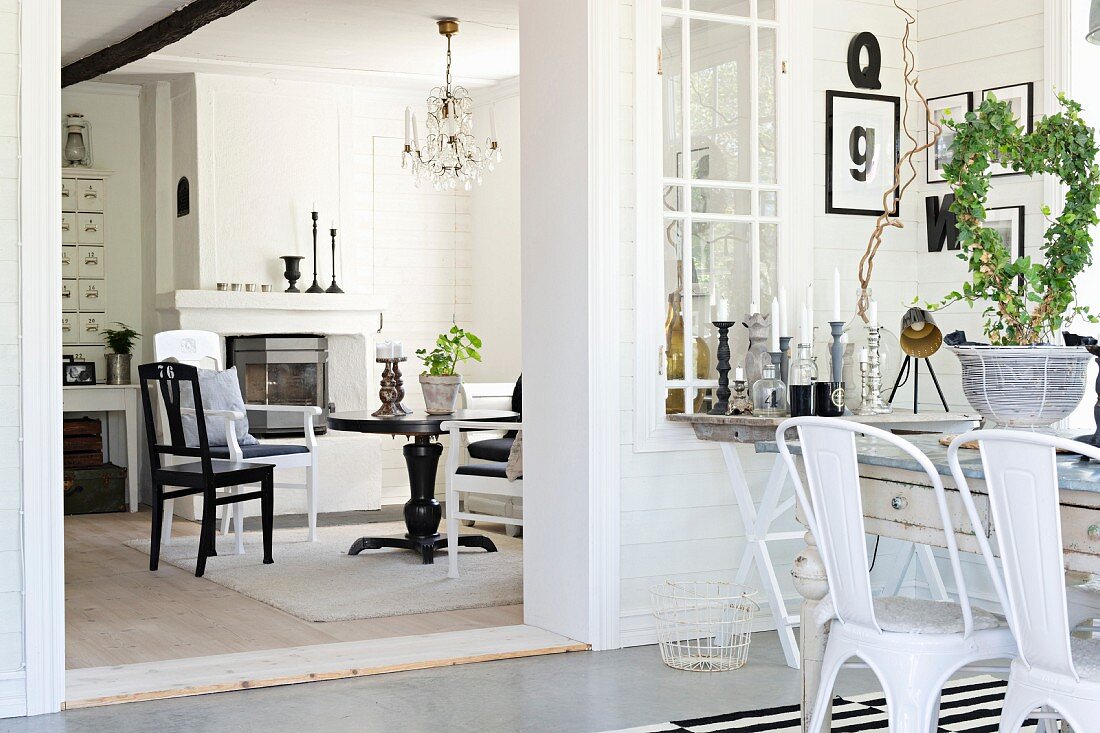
[61,0,259,87]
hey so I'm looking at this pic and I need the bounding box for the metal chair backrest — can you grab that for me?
[154,330,223,370]
[777,417,976,636]
[138,361,214,476]
[948,430,1100,682]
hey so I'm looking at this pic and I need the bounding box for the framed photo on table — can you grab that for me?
[63,361,96,386]
[826,91,901,216]
[983,82,1034,176]
[927,92,974,183]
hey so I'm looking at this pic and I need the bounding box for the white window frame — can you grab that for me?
[633,0,814,452]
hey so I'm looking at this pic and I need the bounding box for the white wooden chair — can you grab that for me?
[949,430,1100,733]
[777,417,1017,733]
[154,330,321,553]
[442,419,523,579]
[459,381,522,537]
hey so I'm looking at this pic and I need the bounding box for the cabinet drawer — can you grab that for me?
[76,179,104,212]
[863,480,991,538]
[61,314,77,344]
[77,214,104,244]
[61,279,77,312]
[62,212,76,243]
[61,245,77,278]
[77,279,104,312]
[61,178,76,211]
[77,246,104,278]
[79,313,107,343]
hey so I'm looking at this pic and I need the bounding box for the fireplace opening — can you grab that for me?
[226,334,329,437]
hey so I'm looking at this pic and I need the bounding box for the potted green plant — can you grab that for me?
[935,94,1100,426]
[416,325,483,414]
[101,322,141,385]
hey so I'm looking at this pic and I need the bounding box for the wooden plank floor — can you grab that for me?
[66,625,588,708]
[65,510,524,669]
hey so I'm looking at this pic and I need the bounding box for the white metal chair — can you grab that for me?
[948,430,1100,733]
[442,419,523,579]
[777,417,1016,733]
[459,380,522,536]
[154,330,322,553]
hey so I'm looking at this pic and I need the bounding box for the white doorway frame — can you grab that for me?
[19,0,623,716]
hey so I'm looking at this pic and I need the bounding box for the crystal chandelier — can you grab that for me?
[403,19,501,191]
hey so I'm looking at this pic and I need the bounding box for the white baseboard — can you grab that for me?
[0,671,27,719]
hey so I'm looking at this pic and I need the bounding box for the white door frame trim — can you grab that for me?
[20,0,66,716]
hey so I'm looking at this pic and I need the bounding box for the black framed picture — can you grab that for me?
[63,361,96,386]
[826,91,901,216]
[986,205,1025,258]
[982,82,1034,176]
[927,92,974,183]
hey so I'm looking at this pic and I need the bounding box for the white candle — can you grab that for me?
[717,297,730,321]
[832,268,841,322]
[735,366,745,381]
[490,104,497,141]
[770,297,780,352]
[375,340,392,359]
[750,298,759,316]
[411,113,420,150]
[751,258,761,309]
[859,346,869,364]
[331,219,337,229]
[800,303,808,344]
[404,107,412,147]
[869,299,879,329]
[779,286,788,336]
[393,341,403,358]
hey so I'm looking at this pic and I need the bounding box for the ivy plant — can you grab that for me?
[416,325,483,376]
[933,93,1100,345]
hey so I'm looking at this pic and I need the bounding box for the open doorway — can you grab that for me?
[56,0,569,707]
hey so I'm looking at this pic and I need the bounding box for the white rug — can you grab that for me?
[124,522,522,622]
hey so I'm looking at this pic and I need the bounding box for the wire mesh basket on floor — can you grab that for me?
[650,581,758,672]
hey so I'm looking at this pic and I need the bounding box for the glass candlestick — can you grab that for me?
[856,326,893,415]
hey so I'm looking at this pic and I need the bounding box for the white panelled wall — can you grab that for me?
[0,0,20,712]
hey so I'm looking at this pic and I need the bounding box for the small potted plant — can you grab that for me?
[935,94,1100,427]
[101,322,141,385]
[416,325,482,414]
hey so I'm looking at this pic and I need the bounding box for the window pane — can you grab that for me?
[662,17,684,179]
[760,223,779,311]
[691,0,750,16]
[690,20,752,182]
[663,219,684,297]
[759,190,778,217]
[758,0,776,20]
[692,187,752,216]
[664,185,686,212]
[692,221,752,378]
[759,27,778,183]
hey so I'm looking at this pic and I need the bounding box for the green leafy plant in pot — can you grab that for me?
[933,94,1100,427]
[416,325,482,415]
[101,322,141,385]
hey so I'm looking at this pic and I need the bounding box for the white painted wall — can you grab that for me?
[0,0,20,696]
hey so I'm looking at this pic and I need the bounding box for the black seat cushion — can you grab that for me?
[467,437,515,463]
[208,443,310,459]
[456,462,509,479]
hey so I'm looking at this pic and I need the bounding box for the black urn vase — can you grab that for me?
[281,255,305,293]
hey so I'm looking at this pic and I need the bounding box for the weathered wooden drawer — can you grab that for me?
[77,245,104,278]
[61,279,77,312]
[61,177,76,211]
[78,279,104,311]
[1061,505,1100,556]
[77,214,104,244]
[76,178,104,212]
[62,212,76,243]
[61,245,76,278]
[863,479,991,539]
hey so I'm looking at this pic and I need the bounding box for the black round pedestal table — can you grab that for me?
[328,409,519,564]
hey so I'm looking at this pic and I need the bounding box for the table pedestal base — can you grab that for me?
[348,533,498,564]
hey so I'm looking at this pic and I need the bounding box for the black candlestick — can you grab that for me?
[306,211,324,293]
[710,321,736,415]
[325,227,343,293]
[1076,346,1100,453]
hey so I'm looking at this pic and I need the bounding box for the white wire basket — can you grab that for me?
[650,581,759,672]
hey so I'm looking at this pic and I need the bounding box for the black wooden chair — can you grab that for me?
[138,362,275,577]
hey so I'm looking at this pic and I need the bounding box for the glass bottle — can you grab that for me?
[789,343,818,417]
[664,289,712,414]
[751,362,788,417]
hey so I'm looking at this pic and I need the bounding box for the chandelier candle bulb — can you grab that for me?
[490,104,497,141]
[404,107,412,146]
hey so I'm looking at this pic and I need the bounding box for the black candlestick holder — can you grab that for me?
[372,357,410,417]
[710,321,736,415]
[325,227,343,293]
[1076,345,1100,453]
[306,211,325,293]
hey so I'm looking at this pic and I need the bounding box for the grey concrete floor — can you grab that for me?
[0,632,885,733]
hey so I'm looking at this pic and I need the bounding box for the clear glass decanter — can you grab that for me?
[789,343,818,417]
[751,362,788,417]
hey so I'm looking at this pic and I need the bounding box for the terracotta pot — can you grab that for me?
[420,374,462,415]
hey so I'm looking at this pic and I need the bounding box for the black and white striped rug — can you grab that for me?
[601,676,1040,732]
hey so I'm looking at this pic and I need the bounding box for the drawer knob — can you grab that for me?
[62,287,71,298]
[83,190,97,198]
[62,324,71,332]
[85,287,99,298]
[84,224,98,232]
[1088,525,1100,542]
[62,253,70,265]
[62,186,69,197]
[62,221,70,231]
[891,495,908,511]
[84,253,98,265]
